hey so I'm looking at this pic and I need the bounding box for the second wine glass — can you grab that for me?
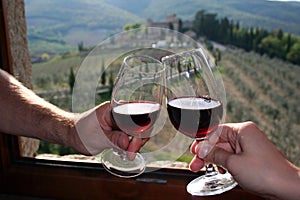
[100,54,165,178]
[162,48,237,196]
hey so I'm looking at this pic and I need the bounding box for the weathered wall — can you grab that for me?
[5,0,39,157]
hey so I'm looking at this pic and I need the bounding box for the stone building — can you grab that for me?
[147,14,193,32]
[147,14,180,31]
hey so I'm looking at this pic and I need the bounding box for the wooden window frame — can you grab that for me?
[0,1,263,199]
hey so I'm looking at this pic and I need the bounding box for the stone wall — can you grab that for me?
[5,0,39,157]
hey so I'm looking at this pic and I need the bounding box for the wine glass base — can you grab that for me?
[100,148,146,178]
[187,171,238,196]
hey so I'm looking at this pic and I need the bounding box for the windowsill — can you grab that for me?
[35,153,190,169]
[0,133,264,200]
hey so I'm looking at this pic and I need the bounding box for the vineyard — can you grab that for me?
[220,49,300,166]
[32,48,300,166]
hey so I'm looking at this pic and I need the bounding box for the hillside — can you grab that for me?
[25,0,143,53]
[109,0,300,34]
[24,0,300,54]
[220,49,300,166]
[32,48,300,166]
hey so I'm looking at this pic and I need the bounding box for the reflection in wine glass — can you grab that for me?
[100,55,165,178]
[162,48,237,196]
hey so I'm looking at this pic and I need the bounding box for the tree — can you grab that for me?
[78,41,84,52]
[285,33,292,54]
[124,23,142,31]
[41,53,50,61]
[193,10,206,37]
[218,17,230,43]
[168,22,174,30]
[100,60,106,86]
[193,10,219,40]
[69,67,75,94]
[178,19,183,32]
[259,36,282,58]
[109,71,114,94]
[286,42,300,65]
[275,29,283,40]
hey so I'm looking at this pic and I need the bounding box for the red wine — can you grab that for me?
[167,96,223,139]
[112,101,161,135]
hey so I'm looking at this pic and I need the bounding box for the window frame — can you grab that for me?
[0,1,263,199]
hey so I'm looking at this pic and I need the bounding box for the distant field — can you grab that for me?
[32,48,300,166]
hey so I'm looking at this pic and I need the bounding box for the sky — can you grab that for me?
[268,0,300,2]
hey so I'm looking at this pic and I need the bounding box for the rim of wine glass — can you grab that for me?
[161,47,210,64]
[123,54,165,74]
[161,47,219,95]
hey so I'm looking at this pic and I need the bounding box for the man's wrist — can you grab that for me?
[64,113,91,155]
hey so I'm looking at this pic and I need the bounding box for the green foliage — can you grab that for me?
[32,53,83,91]
[259,35,283,58]
[38,141,77,156]
[192,9,300,65]
[176,154,193,163]
[28,38,76,55]
[286,42,300,64]
[124,23,142,31]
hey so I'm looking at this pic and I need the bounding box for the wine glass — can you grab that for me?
[162,48,237,195]
[100,54,165,178]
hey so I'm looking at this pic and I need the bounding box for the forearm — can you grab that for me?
[271,166,300,200]
[0,69,76,147]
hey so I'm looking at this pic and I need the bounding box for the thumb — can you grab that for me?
[199,145,233,169]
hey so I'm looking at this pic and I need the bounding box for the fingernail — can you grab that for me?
[127,151,136,161]
[189,163,200,173]
[197,142,213,158]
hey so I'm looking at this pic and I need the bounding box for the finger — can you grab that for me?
[141,138,149,146]
[189,155,205,172]
[217,166,226,174]
[96,101,120,131]
[126,137,144,160]
[196,140,214,158]
[189,124,235,157]
[203,146,233,169]
[106,130,129,150]
[217,123,240,143]
[190,140,199,154]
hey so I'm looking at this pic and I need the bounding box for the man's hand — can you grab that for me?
[73,101,146,158]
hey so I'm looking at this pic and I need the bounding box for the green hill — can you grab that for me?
[25,0,143,54]
[25,0,300,54]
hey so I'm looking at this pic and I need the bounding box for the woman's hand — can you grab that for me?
[189,121,300,200]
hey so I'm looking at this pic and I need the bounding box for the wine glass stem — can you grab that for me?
[205,163,218,176]
[115,149,128,161]
[203,164,220,189]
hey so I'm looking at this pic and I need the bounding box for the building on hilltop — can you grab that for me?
[147,14,179,31]
[147,14,193,33]
[146,14,195,40]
